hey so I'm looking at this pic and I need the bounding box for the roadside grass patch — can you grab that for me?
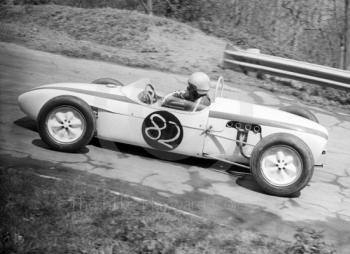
[0,167,336,253]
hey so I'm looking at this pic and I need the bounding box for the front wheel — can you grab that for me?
[250,133,314,197]
[37,96,96,152]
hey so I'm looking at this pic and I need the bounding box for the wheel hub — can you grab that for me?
[46,106,86,144]
[260,146,303,187]
[276,160,287,170]
[62,120,70,128]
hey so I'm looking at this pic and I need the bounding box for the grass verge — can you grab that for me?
[0,167,336,254]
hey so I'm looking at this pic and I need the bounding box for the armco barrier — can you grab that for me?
[223,46,350,91]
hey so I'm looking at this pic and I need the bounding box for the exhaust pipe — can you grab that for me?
[253,125,261,133]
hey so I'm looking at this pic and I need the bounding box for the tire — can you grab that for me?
[91,78,124,86]
[280,105,318,123]
[37,96,96,152]
[250,133,314,197]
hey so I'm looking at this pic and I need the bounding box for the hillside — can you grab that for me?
[0,4,349,113]
[6,0,346,68]
[0,4,225,74]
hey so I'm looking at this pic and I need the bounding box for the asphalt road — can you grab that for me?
[1,42,350,252]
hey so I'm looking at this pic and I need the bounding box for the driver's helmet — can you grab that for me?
[188,72,211,95]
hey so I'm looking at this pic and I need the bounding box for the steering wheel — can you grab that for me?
[144,84,157,104]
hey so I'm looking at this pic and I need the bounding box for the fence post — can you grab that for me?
[345,0,350,70]
[147,0,153,15]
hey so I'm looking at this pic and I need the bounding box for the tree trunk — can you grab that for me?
[139,0,152,15]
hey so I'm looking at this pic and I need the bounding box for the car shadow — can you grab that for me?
[14,117,37,132]
[235,175,301,198]
[15,117,269,195]
[235,175,265,193]
[32,139,90,154]
[92,137,252,176]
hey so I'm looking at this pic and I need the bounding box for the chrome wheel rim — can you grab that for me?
[46,106,86,144]
[260,146,302,187]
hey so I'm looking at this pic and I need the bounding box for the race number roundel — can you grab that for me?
[142,111,183,151]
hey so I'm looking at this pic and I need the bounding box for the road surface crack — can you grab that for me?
[140,173,158,184]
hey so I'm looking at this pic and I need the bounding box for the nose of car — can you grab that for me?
[18,91,36,120]
[18,93,26,114]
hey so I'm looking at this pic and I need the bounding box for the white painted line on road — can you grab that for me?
[35,173,206,221]
[108,190,205,220]
[36,174,62,181]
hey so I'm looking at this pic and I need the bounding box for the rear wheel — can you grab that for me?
[91,78,124,86]
[250,133,314,196]
[280,105,318,123]
[37,96,96,152]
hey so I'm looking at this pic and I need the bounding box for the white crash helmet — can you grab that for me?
[188,72,211,95]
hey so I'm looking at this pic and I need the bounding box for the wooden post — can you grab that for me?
[340,44,345,69]
[345,0,350,70]
[147,0,153,15]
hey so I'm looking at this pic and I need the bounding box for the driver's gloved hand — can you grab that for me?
[140,91,151,104]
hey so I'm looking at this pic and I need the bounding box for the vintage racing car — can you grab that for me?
[18,77,328,196]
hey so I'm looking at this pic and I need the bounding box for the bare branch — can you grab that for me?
[164,0,177,13]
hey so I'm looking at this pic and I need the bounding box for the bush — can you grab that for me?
[286,228,336,254]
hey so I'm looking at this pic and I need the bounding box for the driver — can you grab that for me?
[164,72,211,111]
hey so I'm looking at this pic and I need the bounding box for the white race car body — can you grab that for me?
[18,78,328,165]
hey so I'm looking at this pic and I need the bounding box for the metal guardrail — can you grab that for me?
[223,46,350,91]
